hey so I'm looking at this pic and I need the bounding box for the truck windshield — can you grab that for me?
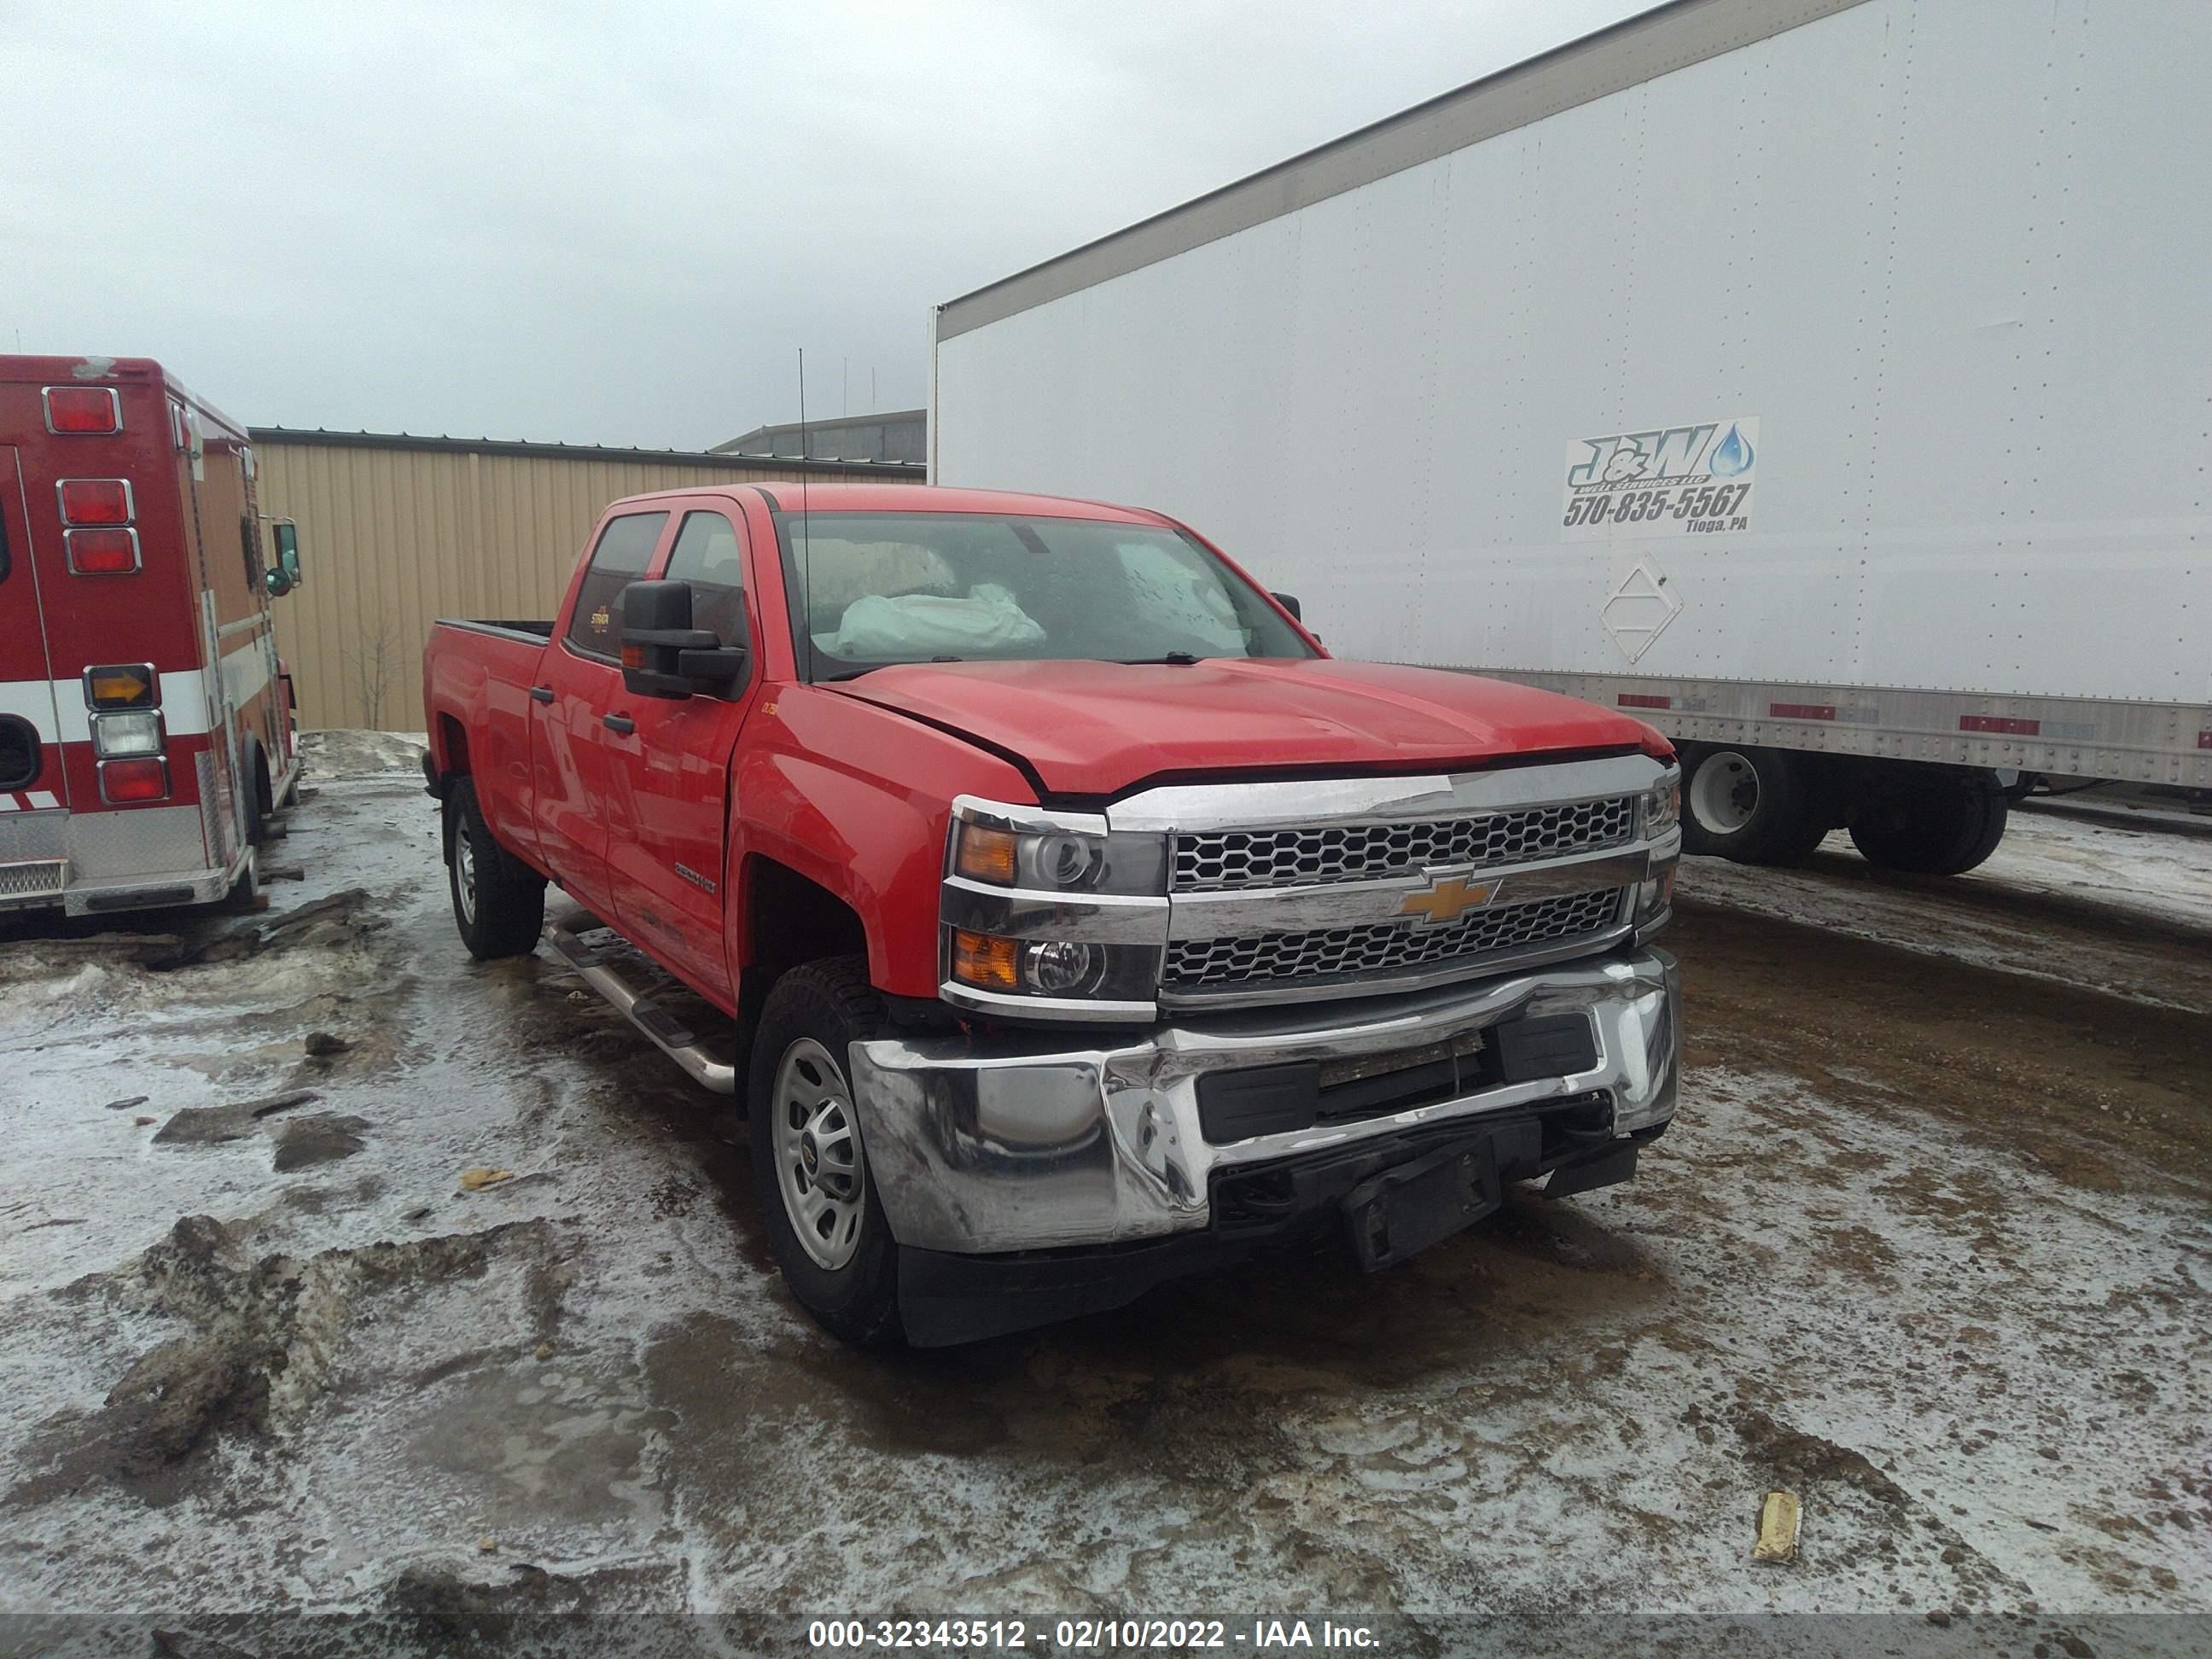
[771,512,1313,679]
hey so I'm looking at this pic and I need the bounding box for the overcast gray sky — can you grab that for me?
[4,1,1644,450]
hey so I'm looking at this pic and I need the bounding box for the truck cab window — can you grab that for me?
[566,510,668,660]
[663,510,747,645]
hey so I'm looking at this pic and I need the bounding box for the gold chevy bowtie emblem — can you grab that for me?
[1399,874,1499,925]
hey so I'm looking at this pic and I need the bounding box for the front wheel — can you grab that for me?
[445,778,546,958]
[747,958,903,1348]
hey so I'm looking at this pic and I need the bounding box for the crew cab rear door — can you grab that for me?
[602,504,763,1004]
[0,446,69,811]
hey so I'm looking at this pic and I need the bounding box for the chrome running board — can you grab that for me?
[547,922,739,1094]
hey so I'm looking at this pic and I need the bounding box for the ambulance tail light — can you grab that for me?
[99,756,171,805]
[66,528,141,574]
[59,479,135,526]
[43,387,122,434]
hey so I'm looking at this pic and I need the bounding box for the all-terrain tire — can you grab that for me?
[747,958,904,1348]
[1848,783,2009,876]
[445,777,547,958]
[1679,745,1831,865]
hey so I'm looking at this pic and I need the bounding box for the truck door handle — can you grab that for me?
[529,685,555,704]
[602,713,635,735]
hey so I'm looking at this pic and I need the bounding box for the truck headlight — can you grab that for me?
[1640,766,1682,835]
[949,805,1165,895]
[948,928,1157,1004]
[943,798,1170,1016]
[91,709,164,758]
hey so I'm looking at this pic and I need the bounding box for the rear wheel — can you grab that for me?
[445,778,546,958]
[244,748,272,849]
[1848,779,2008,876]
[1679,745,1831,864]
[748,958,902,1348]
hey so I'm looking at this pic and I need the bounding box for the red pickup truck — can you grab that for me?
[422,482,1682,1346]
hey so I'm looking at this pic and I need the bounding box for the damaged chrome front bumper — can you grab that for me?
[848,945,1679,1255]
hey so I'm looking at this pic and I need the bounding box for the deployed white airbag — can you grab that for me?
[815,583,1045,658]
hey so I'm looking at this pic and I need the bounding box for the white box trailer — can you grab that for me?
[931,0,2212,875]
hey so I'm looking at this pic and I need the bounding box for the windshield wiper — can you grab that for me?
[824,656,961,682]
[1115,652,1203,666]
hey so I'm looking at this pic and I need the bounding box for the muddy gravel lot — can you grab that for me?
[1,735,2206,1653]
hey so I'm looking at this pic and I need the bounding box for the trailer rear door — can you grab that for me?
[0,445,69,811]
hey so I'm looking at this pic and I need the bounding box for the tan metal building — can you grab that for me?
[249,428,919,731]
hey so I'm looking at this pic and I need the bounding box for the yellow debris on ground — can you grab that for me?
[1754,1490,1802,1563]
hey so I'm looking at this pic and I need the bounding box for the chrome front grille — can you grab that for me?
[1172,797,1635,892]
[1164,888,1625,992]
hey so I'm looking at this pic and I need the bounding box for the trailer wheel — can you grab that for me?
[748,958,903,1348]
[1679,746,1831,865]
[445,778,546,958]
[1848,780,2009,876]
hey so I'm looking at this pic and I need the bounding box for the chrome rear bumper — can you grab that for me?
[848,946,1679,1255]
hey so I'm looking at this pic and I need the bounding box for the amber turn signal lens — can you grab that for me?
[954,824,1019,885]
[85,664,156,707]
[950,928,1020,992]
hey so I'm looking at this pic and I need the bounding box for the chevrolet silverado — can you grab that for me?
[421,483,1682,1346]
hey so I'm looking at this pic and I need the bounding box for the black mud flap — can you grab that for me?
[1343,1137,1511,1272]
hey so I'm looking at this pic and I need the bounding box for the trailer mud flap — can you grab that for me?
[1343,1123,1536,1272]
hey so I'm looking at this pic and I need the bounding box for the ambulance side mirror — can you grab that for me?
[266,522,304,597]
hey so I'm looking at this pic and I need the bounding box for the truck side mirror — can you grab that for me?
[1271,591,1301,620]
[265,521,303,596]
[620,580,749,700]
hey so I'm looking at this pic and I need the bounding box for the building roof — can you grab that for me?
[247,425,923,477]
[712,408,927,459]
[610,479,1166,521]
[934,0,1871,341]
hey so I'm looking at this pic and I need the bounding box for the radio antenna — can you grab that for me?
[797,346,816,683]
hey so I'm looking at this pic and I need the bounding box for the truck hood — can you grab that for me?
[828,659,1664,796]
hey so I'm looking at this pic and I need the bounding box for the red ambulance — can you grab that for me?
[1,354,302,917]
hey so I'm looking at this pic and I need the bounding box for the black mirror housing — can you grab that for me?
[620,580,749,699]
[1271,591,1302,621]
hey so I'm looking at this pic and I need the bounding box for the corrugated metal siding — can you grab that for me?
[256,441,844,731]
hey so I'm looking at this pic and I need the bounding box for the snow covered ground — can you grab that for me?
[0,736,2205,1653]
[1679,813,2212,1015]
